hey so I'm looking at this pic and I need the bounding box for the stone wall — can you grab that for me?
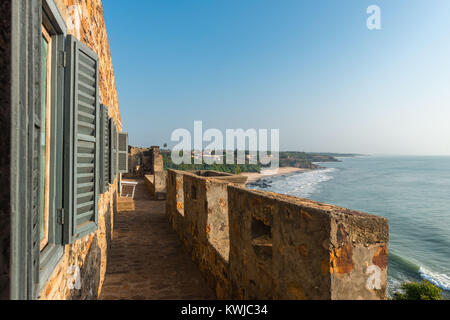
[0,0,12,300]
[142,147,167,200]
[150,146,164,173]
[144,172,167,201]
[38,0,120,300]
[166,170,231,297]
[53,0,121,131]
[166,170,389,300]
[126,146,162,178]
[128,146,149,177]
[39,190,116,299]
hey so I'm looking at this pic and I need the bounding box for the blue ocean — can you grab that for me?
[249,156,450,297]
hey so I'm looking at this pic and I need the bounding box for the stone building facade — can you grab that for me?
[0,0,124,300]
[39,0,121,300]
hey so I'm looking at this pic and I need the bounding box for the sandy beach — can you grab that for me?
[241,167,312,184]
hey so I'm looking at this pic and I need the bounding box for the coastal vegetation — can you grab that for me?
[393,280,442,300]
[161,150,359,173]
[161,151,261,174]
[278,152,359,168]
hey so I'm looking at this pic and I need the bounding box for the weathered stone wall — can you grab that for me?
[53,0,121,130]
[167,170,231,297]
[149,146,164,174]
[144,175,155,196]
[166,170,185,231]
[126,146,163,178]
[141,147,167,200]
[153,171,167,200]
[144,172,167,201]
[38,0,120,300]
[39,191,115,299]
[166,170,389,300]
[0,0,12,300]
[228,187,389,300]
[127,146,149,177]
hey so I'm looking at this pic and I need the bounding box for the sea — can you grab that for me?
[248,156,450,298]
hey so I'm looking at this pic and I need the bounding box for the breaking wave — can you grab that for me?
[389,252,450,292]
[419,267,450,291]
[261,168,337,199]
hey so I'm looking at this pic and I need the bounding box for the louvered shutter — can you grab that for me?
[118,132,129,173]
[63,35,99,244]
[99,104,110,193]
[110,119,117,182]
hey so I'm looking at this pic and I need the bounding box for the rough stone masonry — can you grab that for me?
[166,169,389,300]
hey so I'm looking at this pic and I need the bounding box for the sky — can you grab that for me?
[102,0,450,155]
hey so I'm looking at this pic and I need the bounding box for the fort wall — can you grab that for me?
[166,169,389,300]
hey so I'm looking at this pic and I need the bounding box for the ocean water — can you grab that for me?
[249,156,450,297]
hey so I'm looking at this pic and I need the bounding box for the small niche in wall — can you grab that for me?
[251,218,272,261]
[175,176,185,217]
[191,184,197,200]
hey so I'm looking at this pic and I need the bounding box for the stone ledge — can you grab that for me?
[117,197,135,212]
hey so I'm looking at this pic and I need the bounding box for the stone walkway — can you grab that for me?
[99,179,216,300]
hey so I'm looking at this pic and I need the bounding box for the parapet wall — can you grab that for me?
[166,169,389,300]
[144,172,167,200]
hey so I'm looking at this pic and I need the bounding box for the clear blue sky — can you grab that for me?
[103,0,450,155]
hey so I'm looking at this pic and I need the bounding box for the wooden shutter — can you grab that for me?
[109,119,117,182]
[63,35,99,243]
[118,132,128,173]
[99,104,110,193]
[29,58,41,300]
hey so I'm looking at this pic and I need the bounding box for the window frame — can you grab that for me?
[40,24,52,252]
[38,0,67,292]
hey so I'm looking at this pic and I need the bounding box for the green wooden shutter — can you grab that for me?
[118,132,129,173]
[99,104,110,193]
[63,35,100,244]
[107,117,112,184]
[109,119,117,182]
[29,60,41,300]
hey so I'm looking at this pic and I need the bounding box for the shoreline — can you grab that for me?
[241,167,314,185]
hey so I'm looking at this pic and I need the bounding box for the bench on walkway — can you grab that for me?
[120,180,138,199]
[117,180,138,212]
